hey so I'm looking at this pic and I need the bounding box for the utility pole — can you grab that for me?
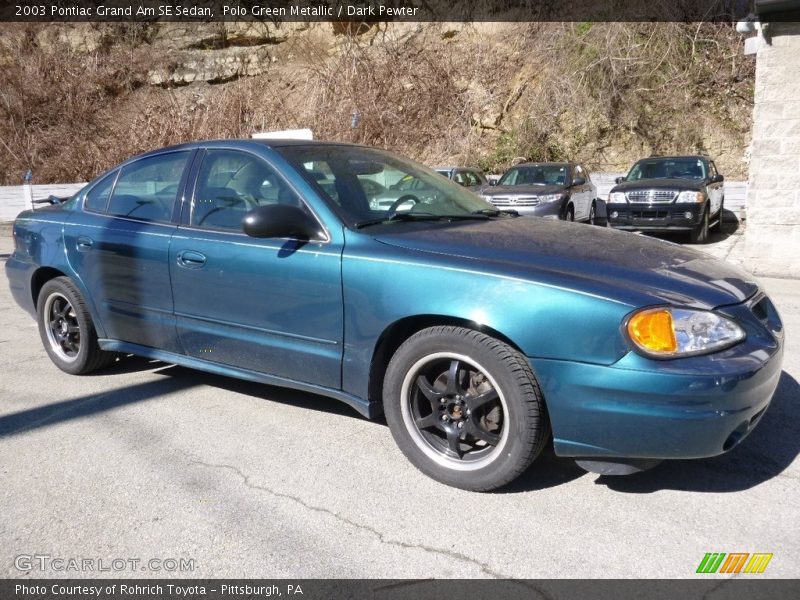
[23,169,33,211]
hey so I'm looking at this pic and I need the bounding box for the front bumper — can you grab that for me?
[532,295,784,459]
[606,201,702,231]
[483,197,566,219]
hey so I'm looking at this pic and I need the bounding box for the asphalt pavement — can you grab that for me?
[0,225,798,579]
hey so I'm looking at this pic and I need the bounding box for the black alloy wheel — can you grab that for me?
[383,326,549,491]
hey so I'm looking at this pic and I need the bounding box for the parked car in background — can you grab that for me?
[434,167,488,191]
[606,155,725,243]
[479,162,599,224]
[6,140,783,492]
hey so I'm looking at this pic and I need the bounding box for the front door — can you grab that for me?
[169,149,344,388]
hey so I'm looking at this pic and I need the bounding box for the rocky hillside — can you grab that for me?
[0,21,755,185]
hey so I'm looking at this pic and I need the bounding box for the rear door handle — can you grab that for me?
[176,250,207,269]
[76,236,93,251]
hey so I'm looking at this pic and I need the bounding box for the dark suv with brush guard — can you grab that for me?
[606,155,725,243]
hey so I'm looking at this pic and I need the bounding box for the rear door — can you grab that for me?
[65,150,194,352]
[168,148,344,388]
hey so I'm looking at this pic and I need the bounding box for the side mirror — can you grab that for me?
[572,176,586,186]
[615,176,626,184]
[711,174,724,183]
[243,204,321,240]
[489,180,498,186]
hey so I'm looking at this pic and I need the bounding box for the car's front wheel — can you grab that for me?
[383,326,549,491]
[37,277,115,375]
[588,200,597,225]
[711,199,725,233]
[689,205,709,244]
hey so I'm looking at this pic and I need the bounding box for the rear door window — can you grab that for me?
[107,151,191,222]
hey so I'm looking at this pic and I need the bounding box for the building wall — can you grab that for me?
[745,21,800,276]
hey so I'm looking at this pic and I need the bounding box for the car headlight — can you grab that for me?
[675,191,704,203]
[609,192,626,203]
[625,307,745,358]
[539,193,562,203]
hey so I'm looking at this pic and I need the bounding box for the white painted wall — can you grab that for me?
[0,183,86,222]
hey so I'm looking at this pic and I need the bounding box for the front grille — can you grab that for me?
[488,195,541,207]
[626,190,677,203]
[632,210,669,219]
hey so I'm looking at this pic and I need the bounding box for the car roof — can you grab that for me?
[513,161,573,167]
[637,155,709,161]
[134,138,366,159]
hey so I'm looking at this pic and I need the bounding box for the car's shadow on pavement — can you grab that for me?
[593,370,799,494]
[0,356,367,440]
[4,357,796,495]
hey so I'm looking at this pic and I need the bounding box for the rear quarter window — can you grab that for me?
[84,171,118,213]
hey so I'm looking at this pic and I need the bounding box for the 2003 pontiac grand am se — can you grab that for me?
[5,140,785,491]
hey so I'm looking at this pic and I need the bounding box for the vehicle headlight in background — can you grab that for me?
[609,192,626,203]
[626,307,746,358]
[676,191,704,203]
[539,193,562,203]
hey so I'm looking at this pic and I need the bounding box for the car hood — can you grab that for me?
[482,184,566,196]
[371,218,758,309]
[611,178,705,193]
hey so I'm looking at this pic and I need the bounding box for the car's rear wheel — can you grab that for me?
[588,200,597,225]
[37,277,115,375]
[689,205,709,244]
[383,326,549,491]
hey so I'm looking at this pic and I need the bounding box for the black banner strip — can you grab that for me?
[3,0,800,23]
[2,579,800,600]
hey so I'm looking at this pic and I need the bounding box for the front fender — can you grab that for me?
[341,234,632,401]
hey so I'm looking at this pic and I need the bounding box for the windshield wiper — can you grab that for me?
[354,212,489,229]
[471,208,519,217]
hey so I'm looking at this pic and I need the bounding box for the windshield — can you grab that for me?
[627,158,707,181]
[275,145,499,227]
[498,164,569,187]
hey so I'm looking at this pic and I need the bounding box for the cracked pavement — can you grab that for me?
[1,230,798,578]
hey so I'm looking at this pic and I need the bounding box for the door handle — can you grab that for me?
[76,236,93,251]
[176,250,207,269]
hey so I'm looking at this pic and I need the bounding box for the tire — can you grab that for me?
[382,326,550,491]
[588,200,597,225]
[37,277,116,375]
[711,199,724,233]
[689,205,709,244]
[564,205,575,222]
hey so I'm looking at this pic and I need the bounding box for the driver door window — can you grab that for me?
[192,150,305,231]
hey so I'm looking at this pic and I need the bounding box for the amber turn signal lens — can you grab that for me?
[627,308,677,353]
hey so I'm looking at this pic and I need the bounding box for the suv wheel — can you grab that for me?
[689,206,709,244]
[711,199,724,233]
[383,326,549,491]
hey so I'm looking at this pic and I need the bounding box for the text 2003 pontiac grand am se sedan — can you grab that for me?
[6,140,785,491]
